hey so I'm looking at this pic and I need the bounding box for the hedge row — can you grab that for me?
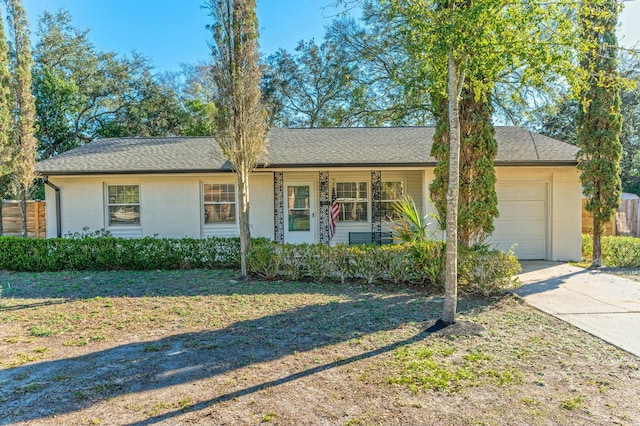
[0,236,240,271]
[582,234,640,267]
[0,236,521,295]
[249,241,521,295]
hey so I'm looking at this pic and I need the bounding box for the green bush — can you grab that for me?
[582,233,593,262]
[582,234,640,267]
[0,236,239,271]
[458,246,522,296]
[602,236,640,267]
[0,236,520,295]
[246,239,519,295]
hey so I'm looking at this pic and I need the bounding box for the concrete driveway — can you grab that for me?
[515,261,640,357]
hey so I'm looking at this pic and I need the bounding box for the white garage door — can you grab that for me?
[489,183,547,259]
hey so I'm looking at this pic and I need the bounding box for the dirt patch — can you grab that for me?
[0,270,639,425]
[418,319,485,337]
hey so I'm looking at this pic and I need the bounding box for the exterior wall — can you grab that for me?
[551,171,582,261]
[45,175,203,238]
[421,168,442,240]
[42,165,581,261]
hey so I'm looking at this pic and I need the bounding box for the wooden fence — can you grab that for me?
[616,198,640,238]
[1,200,46,238]
[581,199,615,236]
[582,198,640,238]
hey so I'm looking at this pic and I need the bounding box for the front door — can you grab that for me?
[284,182,316,243]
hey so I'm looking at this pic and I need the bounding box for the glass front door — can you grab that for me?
[284,182,316,243]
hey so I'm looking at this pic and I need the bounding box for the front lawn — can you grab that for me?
[0,269,638,425]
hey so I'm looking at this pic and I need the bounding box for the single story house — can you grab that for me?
[36,126,582,260]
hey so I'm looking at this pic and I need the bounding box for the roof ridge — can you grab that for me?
[527,131,540,161]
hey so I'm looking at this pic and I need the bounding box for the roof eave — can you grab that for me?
[38,161,577,176]
[37,168,235,176]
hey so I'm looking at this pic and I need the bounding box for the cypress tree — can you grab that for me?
[576,0,622,268]
[6,0,37,238]
[430,85,499,248]
[0,8,14,235]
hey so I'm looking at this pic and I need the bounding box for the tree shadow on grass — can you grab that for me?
[0,287,490,425]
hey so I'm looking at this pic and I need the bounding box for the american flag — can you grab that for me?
[329,187,339,240]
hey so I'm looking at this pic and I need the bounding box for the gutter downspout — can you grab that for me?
[43,176,62,238]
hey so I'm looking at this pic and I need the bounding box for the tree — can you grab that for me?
[263,12,434,128]
[619,53,640,195]
[0,13,13,236]
[96,71,188,138]
[534,94,579,145]
[533,52,640,196]
[33,11,171,159]
[6,0,37,238]
[263,39,356,127]
[429,86,499,248]
[207,0,268,280]
[576,0,623,268]
[325,15,433,126]
[384,0,578,324]
[179,63,217,136]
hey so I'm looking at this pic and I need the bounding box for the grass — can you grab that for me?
[0,269,639,425]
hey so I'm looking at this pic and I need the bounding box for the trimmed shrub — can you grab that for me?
[0,236,520,295]
[245,239,519,294]
[602,236,640,267]
[0,236,240,271]
[458,246,522,296]
[582,234,640,267]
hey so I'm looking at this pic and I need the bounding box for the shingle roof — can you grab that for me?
[36,126,578,175]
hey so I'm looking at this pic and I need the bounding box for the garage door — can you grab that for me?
[489,183,547,259]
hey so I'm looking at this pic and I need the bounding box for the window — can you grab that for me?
[107,185,140,226]
[204,183,236,224]
[381,181,404,220]
[287,185,310,231]
[336,181,368,222]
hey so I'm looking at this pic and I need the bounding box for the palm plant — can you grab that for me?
[391,195,430,242]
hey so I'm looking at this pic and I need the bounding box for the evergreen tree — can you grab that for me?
[206,0,268,279]
[6,0,37,238]
[576,0,623,268]
[0,14,13,236]
[430,86,499,248]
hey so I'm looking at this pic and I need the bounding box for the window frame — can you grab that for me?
[202,182,238,225]
[105,184,141,227]
[335,180,369,223]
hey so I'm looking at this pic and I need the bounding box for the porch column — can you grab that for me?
[274,171,284,243]
[319,171,330,244]
[371,170,382,243]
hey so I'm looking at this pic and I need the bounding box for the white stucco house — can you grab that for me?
[35,126,582,260]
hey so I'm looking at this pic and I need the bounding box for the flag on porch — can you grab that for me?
[329,186,339,240]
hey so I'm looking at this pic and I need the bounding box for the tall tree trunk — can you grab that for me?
[237,163,252,280]
[0,200,3,236]
[442,52,463,325]
[20,186,27,237]
[592,215,602,267]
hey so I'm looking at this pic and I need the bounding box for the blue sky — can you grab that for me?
[23,0,347,73]
[22,0,640,74]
